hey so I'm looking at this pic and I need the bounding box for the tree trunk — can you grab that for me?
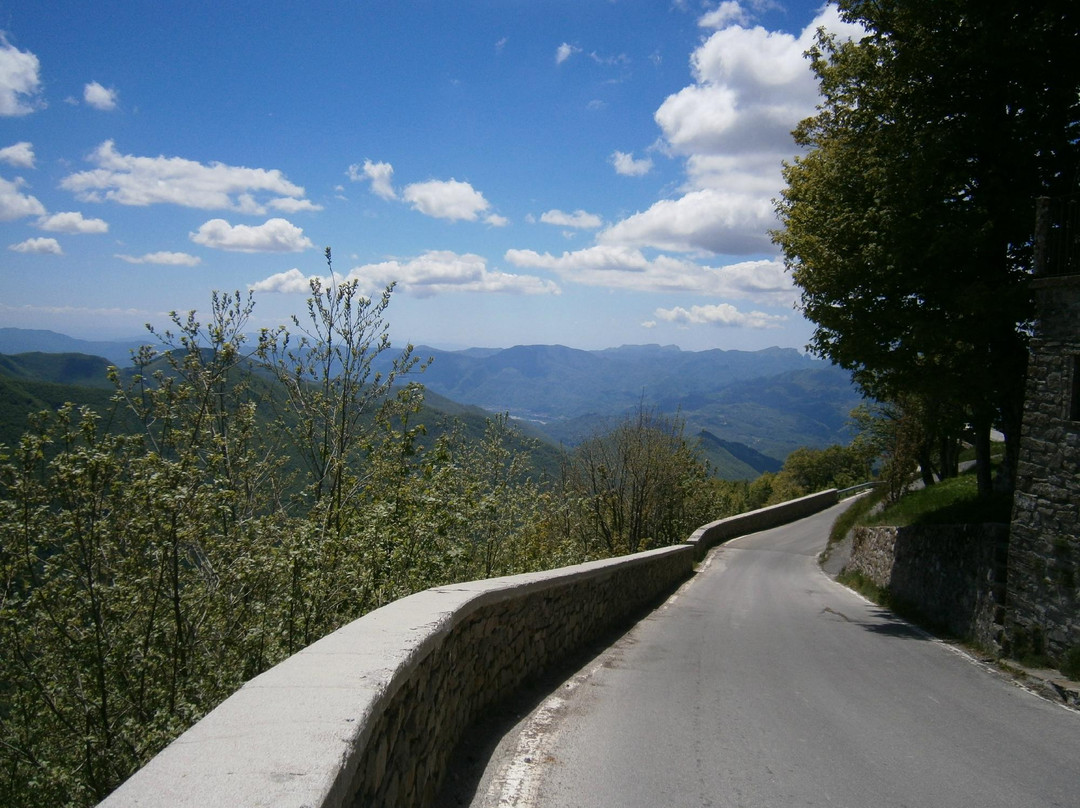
[973,419,994,498]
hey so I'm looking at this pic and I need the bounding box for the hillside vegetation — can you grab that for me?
[0,270,874,807]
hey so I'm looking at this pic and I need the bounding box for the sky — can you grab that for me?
[0,0,863,352]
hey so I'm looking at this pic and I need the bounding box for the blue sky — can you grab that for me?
[0,0,861,351]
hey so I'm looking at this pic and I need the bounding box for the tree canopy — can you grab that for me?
[774,0,1080,494]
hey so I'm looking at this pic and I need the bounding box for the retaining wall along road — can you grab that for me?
[845,523,1010,650]
[98,489,839,808]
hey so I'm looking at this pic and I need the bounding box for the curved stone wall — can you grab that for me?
[99,489,838,808]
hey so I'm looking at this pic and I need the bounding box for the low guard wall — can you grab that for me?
[99,489,839,808]
[686,489,839,560]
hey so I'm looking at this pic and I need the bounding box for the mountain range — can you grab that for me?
[0,329,865,479]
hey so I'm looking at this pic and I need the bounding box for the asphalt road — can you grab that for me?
[458,500,1080,808]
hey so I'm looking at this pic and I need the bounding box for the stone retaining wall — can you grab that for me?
[99,490,839,808]
[846,524,1010,649]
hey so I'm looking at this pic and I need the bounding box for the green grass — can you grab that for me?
[865,472,1013,527]
[836,568,891,606]
[828,488,884,547]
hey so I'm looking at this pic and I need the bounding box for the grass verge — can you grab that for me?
[865,472,1012,527]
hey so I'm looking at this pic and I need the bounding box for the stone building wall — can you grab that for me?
[1007,274,1080,661]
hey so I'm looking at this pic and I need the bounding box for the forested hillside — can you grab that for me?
[2,329,864,479]
[2,280,876,807]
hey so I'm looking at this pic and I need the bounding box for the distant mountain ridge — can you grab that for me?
[407,343,863,471]
[412,343,820,420]
[0,328,152,365]
[0,329,865,478]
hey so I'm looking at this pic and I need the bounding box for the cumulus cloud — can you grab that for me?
[698,1,750,29]
[596,7,863,257]
[506,246,793,303]
[0,34,42,116]
[190,218,314,253]
[402,178,493,222]
[83,81,118,111]
[611,150,653,177]
[61,140,315,212]
[268,196,323,213]
[348,159,398,200]
[0,141,34,168]
[10,237,62,255]
[347,162,504,224]
[540,209,603,229]
[599,188,774,254]
[251,250,559,298]
[0,175,45,220]
[249,267,313,294]
[38,211,109,234]
[556,43,580,64]
[115,251,201,266]
[654,302,786,328]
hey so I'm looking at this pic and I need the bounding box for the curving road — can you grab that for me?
[460,500,1080,808]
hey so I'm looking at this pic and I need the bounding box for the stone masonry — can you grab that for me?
[847,524,1009,650]
[99,491,840,808]
[1007,272,1080,661]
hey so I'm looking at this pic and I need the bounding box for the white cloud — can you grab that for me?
[190,218,314,253]
[540,209,603,229]
[251,250,559,298]
[83,81,118,111]
[698,1,750,29]
[348,159,398,200]
[599,188,774,254]
[0,175,45,220]
[485,213,510,227]
[654,303,786,328]
[589,51,630,67]
[0,141,34,168]
[0,34,42,116]
[10,237,62,255]
[61,140,314,212]
[556,43,580,64]
[402,178,492,222]
[611,150,653,177]
[249,267,313,294]
[38,211,109,234]
[268,196,324,213]
[595,7,863,257]
[506,245,793,303]
[115,251,201,266]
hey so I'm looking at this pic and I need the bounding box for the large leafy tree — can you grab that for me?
[774,0,1080,495]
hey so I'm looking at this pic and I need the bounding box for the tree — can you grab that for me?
[774,0,1080,496]
[563,407,711,556]
[257,248,423,536]
[769,442,873,503]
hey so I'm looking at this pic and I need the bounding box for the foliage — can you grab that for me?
[865,472,1014,527]
[764,442,873,504]
[558,407,715,557]
[826,487,883,549]
[1,275,765,806]
[256,248,422,537]
[773,0,1080,497]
